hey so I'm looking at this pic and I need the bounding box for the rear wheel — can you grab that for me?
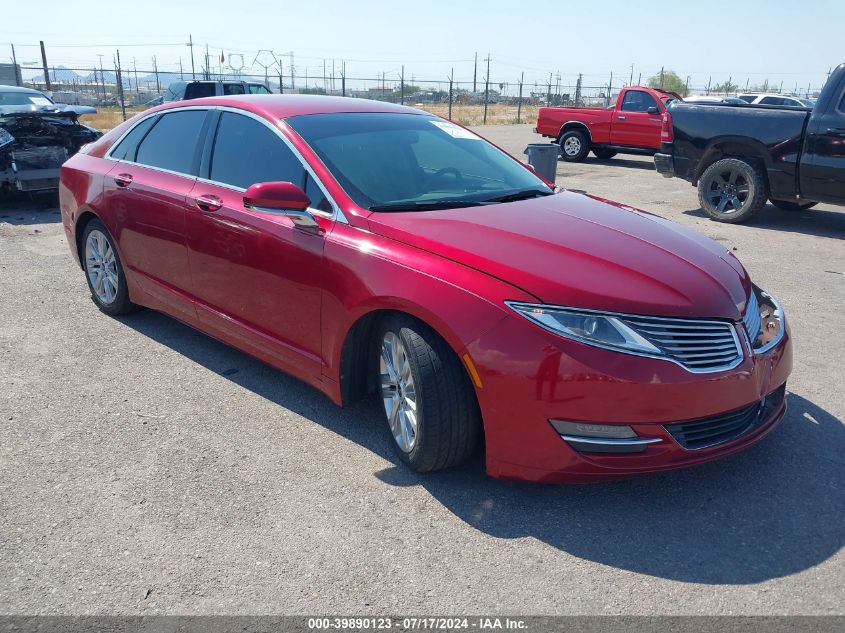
[592,147,617,160]
[697,158,768,223]
[376,314,481,472]
[770,198,818,211]
[558,129,590,162]
[82,219,137,316]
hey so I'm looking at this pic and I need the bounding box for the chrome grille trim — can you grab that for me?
[619,314,743,373]
[743,291,761,342]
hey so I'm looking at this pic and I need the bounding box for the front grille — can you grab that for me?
[621,314,742,372]
[665,385,786,450]
[743,291,761,342]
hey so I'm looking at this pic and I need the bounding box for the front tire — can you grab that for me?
[558,130,590,162]
[770,198,818,211]
[81,219,137,316]
[697,158,768,223]
[376,314,481,472]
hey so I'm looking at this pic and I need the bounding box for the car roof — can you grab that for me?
[0,85,43,94]
[149,94,424,119]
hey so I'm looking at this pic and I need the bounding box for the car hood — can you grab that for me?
[366,191,750,319]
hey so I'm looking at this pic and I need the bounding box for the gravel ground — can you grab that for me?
[0,124,843,616]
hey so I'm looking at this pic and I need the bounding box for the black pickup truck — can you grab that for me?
[654,63,845,223]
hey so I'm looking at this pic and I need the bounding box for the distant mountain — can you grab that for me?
[31,66,81,83]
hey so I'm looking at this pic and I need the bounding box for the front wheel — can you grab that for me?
[770,198,818,211]
[376,314,481,472]
[697,158,768,223]
[558,130,590,162]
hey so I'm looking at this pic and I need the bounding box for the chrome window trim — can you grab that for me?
[505,301,745,375]
[102,103,345,224]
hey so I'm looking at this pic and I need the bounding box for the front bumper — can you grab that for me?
[466,314,792,483]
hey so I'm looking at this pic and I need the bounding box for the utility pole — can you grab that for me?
[290,52,295,90]
[483,54,491,125]
[473,52,477,92]
[685,75,690,95]
[448,67,454,121]
[607,71,613,107]
[629,63,634,86]
[706,76,712,95]
[323,59,327,92]
[97,54,106,101]
[400,65,405,105]
[39,41,51,91]
[517,71,524,123]
[659,66,665,89]
[152,56,161,93]
[575,73,582,106]
[547,71,552,106]
[341,61,346,97]
[133,58,139,95]
[10,44,21,86]
[188,34,196,80]
[637,72,641,85]
[178,57,183,80]
[116,49,126,121]
[205,44,210,80]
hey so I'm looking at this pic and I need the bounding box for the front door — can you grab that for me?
[186,110,331,379]
[610,89,662,149]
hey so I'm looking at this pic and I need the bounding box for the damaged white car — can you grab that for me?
[0,86,101,196]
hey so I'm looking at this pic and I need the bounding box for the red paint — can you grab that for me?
[536,86,679,149]
[59,95,792,483]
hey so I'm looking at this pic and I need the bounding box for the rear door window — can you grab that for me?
[135,110,207,175]
[223,84,246,95]
[184,83,216,99]
[110,115,158,161]
[209,111,305,190]
[759,96,787,106]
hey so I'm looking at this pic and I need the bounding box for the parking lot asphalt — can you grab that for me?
[0,124,843,615]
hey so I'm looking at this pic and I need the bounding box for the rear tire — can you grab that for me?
[376,314,481,473]
[697,158,768,223]
[592,148,617,160]
[770,198,818,211]
[558,129,590,162]
[81,219,138,316]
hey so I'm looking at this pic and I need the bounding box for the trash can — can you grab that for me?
[523,143,558,183]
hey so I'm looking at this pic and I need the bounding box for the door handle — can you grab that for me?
[826,127,845,137]
[195,195,223,212]
[114,173,133,188]
[617,115,626,120]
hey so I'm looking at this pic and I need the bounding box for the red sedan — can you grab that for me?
[59,95,791,483]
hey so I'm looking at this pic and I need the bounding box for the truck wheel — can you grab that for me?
[558,130,590,162]
[697,158,768,223]
[770,198,818,211]
[592,148,617,160]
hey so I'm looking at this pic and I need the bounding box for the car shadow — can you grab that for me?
[120,309,844,586]
[0,194,61,224]
[683,204,845,240]
[559,156,656,171]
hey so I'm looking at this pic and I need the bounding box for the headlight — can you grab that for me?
[505,301,662,356]
[746,286,786,354]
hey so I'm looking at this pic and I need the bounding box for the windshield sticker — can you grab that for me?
[430,120,479,140]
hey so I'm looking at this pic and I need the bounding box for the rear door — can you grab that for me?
[610,89,662,149]
[800,76,845,204]
[103,108,210,322]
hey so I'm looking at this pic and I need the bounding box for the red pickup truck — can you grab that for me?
[535,86,681,162]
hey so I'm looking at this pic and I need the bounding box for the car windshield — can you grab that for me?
[0,91,54,106]
[286,112,551,211]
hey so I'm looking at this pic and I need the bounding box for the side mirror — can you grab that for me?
[647,106,659,115]
[243,181,319,229]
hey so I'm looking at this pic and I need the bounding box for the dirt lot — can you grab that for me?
[0,124,843,616]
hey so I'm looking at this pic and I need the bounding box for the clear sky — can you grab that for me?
[3,0,841,94]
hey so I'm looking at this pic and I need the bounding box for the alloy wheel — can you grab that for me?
[85,230,119,305]
[380,331,418,453]
[704,168,751,215]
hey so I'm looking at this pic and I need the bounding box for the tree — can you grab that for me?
[647,69,688,96]
[712,79,739,95]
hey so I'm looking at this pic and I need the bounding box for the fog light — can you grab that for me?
[550,419,662,454]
